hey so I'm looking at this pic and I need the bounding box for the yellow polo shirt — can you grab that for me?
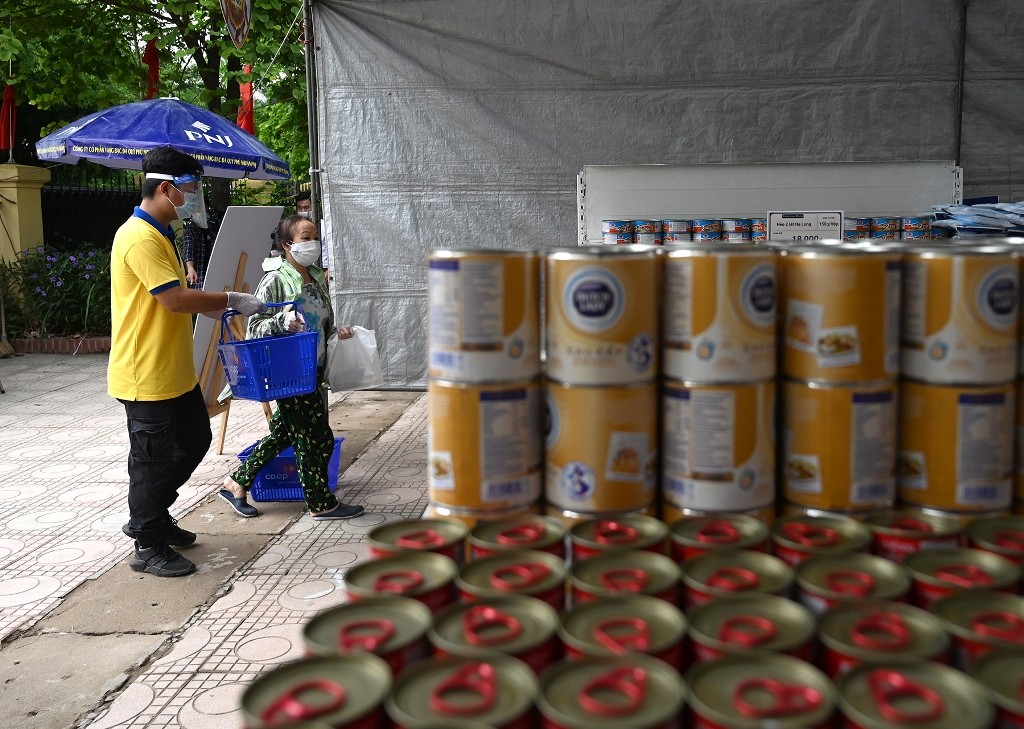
[107,209,198,401]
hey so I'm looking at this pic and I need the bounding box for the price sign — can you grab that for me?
[767,211,843,242]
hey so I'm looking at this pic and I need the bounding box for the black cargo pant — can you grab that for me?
[119,385,212,546]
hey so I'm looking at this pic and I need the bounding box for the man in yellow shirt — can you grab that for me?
[110,146,266,577]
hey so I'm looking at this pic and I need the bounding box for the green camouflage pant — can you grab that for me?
[231,387,337,513]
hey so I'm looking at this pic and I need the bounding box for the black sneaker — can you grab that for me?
[121,517,197,547]
[129,542,196,577]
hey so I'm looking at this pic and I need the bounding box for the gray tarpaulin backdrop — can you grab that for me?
[313,0,1023,387]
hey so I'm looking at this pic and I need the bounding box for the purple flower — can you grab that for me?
[85,264,94,271]
[83,274,91,280]
[69,256,78,265]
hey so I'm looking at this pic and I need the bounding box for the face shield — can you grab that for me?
[147,172,209,228]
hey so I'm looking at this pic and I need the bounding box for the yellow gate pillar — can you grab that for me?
[0,164,51,264]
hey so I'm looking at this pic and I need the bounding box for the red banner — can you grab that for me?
[237,64,255,134]
[142,40,160,99]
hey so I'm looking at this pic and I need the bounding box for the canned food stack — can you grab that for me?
[897,243,1021,517]
[426,250,544,525]
[661,243,779,523]
[632,219,663,245]
[241,511,1022,728]
[544,245,660,522]
[600,219,634,245]
[779,243,902,516]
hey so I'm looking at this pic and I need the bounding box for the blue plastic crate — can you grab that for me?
[237,437,344,502]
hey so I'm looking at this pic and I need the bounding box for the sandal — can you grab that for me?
[311,503,364,520]
[218,489,259,518]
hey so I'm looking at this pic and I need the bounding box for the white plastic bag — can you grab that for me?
[326,326,384,390]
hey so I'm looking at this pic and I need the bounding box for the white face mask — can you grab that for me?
[288,240,321,267]
[173,188,207,228]
[296,211,313,220]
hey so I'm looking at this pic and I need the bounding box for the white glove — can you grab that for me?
[283,310,306,332]
[226,292,268,316]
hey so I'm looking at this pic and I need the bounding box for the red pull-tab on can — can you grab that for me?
[994,529,1024,553]
[261,679,347,723]
[717,615,778,647]
[373,569,424,594]
[578,666,647,716]
[706,566,760,592]
[851,611,911,651]
[488,562,551,591]
[890,517,934,533]
[338,619,396,652]
[970,610,1024,642]
[396,529,446,550]
[866,669,944,723]
[496,524,544,546]
[825,570,876,597]
[463,605,522,646]
[599,568,649,593]
[593,618,651,653]
[783,522,839,547]
[934,563,994,588]
[595,520,639,545]
[697,519,741,544]
[735,677,822,718]
[429,662,497,716]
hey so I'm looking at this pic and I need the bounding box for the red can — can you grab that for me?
[430,594,561,674]
[686,654,836,729]
[966,514,1024,565]
[457,548,567,611]
[772,514,872,566]
[559,594,687,670]
[837,661,993,729]
[687,593,816,663]
[570,549,680,606]
[570,515,668,560]
[865,510,963,563]
[972,647,1024,728]
[817,600,950,678]
[902,547,1020,609]
[932,589,1024,669]
[468,515,567,560]
[385,656,538,729]
[345,552,458,611]
[368,518,469,564]
[669,513,770,560]
[302,595,432,675]
[538,655,686,729]
[681,550,794,608]
[794,553,911,615]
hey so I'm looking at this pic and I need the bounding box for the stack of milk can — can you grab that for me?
[543,245,660,522]
[424,250,544,524]
[777,244,903,516]
[896,243,1020,518]
[659,243,779,522]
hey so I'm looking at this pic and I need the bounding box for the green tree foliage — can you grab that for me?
[1,0,309,190]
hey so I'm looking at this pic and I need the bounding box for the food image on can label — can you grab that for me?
[782,380,897,511]
[662,247,776,382]
[546,248,659,385]
[428,380,541,510]
[428,251,540,382]
[545,381,657,512]
[899,380,1014,511]
[781,248,901,381]
[662,380,775,512]
[901,249,1020,384]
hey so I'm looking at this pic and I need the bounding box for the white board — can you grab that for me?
[578,162,962,244]
[192,205,284,399]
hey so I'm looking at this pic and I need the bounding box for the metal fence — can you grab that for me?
[40,167,140,251]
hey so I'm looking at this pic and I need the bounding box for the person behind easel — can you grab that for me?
[218,214,364,521]
[110,146,268,578]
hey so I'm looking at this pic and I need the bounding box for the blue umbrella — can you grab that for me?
[35,97,289,180]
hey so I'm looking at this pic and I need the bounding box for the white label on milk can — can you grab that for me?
[478,387,541,504]
[955,392,1013,507]
[850,390,896,504]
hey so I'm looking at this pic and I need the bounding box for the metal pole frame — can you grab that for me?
[302,0,321,221]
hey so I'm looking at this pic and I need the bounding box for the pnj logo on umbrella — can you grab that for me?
[186,120,234,148]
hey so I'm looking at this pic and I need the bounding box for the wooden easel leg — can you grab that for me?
[217,400,231,455]
[262,401,273,424]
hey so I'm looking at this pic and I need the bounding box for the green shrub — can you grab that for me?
[6,245,112,337]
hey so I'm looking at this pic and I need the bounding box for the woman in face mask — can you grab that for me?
[218,215,364,521]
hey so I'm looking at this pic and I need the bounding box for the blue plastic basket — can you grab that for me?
[217,301,318,402]
[238,437,344,502]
